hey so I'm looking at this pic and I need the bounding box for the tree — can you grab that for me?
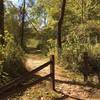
[57,0,66,59]
[0,0,4,45]
[21,0,26,49]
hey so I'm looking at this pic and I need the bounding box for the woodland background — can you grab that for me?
[0,0,100,93]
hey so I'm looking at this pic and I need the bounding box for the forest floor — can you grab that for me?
[2,54,100,100]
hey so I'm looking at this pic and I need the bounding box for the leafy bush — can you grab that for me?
[61,42,100,72]
[0,31,27,81]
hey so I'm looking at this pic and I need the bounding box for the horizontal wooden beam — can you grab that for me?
[23,74,52,86]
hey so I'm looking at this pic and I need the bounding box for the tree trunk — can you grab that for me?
[21,0,26,49]
[57,0,66,59]
[0,0,4,45]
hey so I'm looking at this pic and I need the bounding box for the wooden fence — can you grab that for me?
[0,55,55,94]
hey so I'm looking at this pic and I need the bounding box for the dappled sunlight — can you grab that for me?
[0,0,100,99]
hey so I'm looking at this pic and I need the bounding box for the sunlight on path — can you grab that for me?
[24,56,49,72]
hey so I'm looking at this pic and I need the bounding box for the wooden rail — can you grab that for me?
[0,55,55,94]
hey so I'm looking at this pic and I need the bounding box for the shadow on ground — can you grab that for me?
[0,76,100,99]
[0,75,43,100]
[53,90,83,100]
[55,79,100,89]
[0,81,84,100]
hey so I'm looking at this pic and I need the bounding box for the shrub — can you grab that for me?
[61,43,100,72]
[0,31,27,81]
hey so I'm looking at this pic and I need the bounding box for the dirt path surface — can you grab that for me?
[23,54,100,100]
[24,54,49,72]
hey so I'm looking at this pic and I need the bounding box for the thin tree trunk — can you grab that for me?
[0,0,4,45]
[57,0,66,59]
[21,0,26,49]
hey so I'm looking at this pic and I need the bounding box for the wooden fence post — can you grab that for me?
[50,55,55,90]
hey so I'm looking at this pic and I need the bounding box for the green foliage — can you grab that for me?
[62,43,100,71]
[2,0,100,76]
[28,0,100,70]
[26,39,39,48]
[0,30,26,85]
[0,31,23,61]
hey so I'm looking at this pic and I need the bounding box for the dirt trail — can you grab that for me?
[24,54,49,72]
[24,54,100,100]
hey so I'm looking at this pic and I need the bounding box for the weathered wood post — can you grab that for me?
[50,55,55,90]
[83,52,89,82]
